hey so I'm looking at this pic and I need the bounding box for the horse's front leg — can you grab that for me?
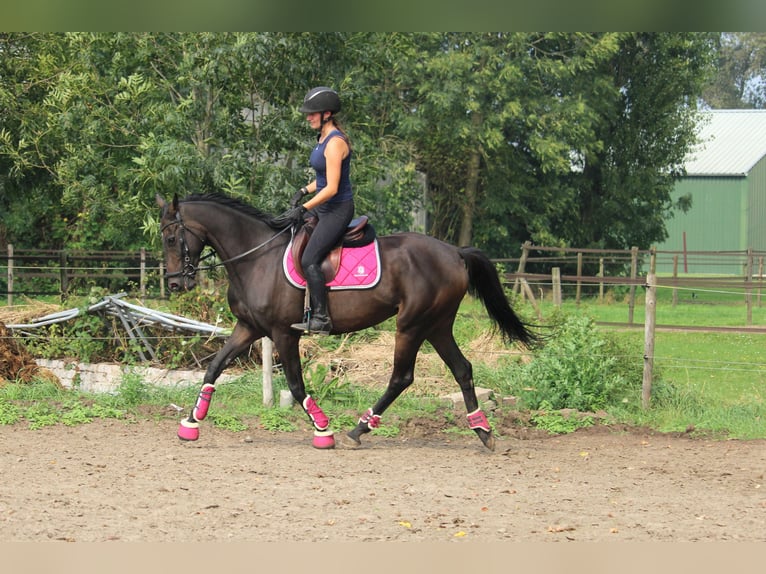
[273,331,335,449]
[178,321,260,441]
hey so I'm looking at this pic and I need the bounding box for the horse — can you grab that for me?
[156,192,537,451]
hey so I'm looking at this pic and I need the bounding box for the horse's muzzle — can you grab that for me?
[167,277,195,292]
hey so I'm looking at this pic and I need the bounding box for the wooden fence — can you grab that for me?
[4,241,766,315]
[2,244,165,304]
[499,242,766,327]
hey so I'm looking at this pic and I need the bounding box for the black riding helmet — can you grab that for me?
[299,86,341,114]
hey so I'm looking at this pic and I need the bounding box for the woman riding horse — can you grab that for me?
[276,86,355,336]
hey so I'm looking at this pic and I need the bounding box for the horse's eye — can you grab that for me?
[166,236,176,246]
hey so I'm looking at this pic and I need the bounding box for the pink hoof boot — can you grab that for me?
[313,430,336,449]
[178,419,200,441]
[303,395,330,431]
[192,383,215,421]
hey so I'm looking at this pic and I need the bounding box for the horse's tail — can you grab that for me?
[459,246,538,347]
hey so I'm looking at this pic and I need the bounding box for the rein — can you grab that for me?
[161,210,293,281]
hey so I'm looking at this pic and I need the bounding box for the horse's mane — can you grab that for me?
[180,193,284,229]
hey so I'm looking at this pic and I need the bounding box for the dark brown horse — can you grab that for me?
[157,192,536,451]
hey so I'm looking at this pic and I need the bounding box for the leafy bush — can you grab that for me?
[506,311,642,412]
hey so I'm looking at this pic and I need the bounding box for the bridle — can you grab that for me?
[160,207,293,286]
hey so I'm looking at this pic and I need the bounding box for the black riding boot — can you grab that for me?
[291,264,333,335]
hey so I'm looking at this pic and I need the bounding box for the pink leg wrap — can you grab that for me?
[192,383,215,421]
[303,395,329,431]
[359,408,381,430]
[467,409,491,432]
[177,419,200,441]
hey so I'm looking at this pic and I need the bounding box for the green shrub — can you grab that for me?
[507,311,642,412]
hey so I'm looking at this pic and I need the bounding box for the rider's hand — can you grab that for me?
[290,187,308,208]
[272,205,307,227]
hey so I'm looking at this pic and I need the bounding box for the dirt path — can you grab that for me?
[1,418,764,542]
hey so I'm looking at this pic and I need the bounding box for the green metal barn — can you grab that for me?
[658,109,766,274]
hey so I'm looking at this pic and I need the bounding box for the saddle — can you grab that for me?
[290,215,376,282]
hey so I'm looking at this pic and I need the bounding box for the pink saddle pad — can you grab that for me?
[283,239,381,290]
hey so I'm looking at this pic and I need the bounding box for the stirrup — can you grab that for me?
[291,316,332,335]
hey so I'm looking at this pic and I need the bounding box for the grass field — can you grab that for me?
[526,285,766,438]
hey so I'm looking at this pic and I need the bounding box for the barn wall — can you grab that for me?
[658,176,748,274]
[747,155,766,252]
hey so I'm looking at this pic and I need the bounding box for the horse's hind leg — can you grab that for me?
[178,322,259,441]
[344,331,421,448]
[429,330,496,451]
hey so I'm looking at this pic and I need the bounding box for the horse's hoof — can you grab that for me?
[339,433,362,449]
[178,419,200,441]
[473,428,496,451]
[481,434,496,452]
[312,431,335,449]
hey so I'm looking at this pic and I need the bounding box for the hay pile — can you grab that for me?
[0,321,61,387]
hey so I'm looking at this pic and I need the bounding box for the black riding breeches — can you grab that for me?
[301,200,355,271]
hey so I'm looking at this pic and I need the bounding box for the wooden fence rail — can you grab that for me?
[3,242,765,320]
[502,242,766,326]
[2,244,165,304]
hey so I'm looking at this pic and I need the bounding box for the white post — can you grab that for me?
[262,337,274,406]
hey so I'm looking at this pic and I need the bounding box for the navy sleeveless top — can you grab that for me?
[309,129,353,203]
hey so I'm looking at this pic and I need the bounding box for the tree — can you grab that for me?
[392,33,715,257]
[1,32,717,260]
[395,33,626,250]
[701,32,766,109]
[563,33,716,253]
[0,32,424,251]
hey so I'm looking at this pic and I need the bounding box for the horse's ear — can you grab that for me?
[156,194,166,210]
[172,193,179,211]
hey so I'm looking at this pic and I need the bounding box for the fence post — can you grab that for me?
[628,246,638,325]
[598,257,604,303]
[672,255,678,308]
[745,247,753,327]
[7,244,13,306]
[59,250,69,299]
[642,249,657,410]
[159,262,165,299]
[140,248,147,299]
[576,251,583,305]
[262,337,274,406]
[552,267,562,307]
[513,241,531,299]
[759,257,764,308]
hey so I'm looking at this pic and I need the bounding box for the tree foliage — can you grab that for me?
[701,32,766,109]
[1,32,717,258]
